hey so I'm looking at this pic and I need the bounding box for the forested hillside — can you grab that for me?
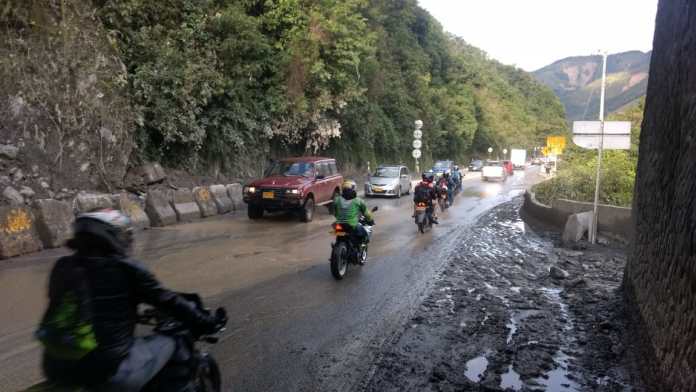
[2,0,566,187]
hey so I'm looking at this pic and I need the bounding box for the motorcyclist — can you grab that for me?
[452,166,462,192]
[413,172,439,224]
[37,209,222,391]
[333,180,374,243]
[443,171,456,205]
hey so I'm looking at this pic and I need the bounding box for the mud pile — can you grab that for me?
[365,198,641,391]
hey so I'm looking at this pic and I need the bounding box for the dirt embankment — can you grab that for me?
[364,198,643,391]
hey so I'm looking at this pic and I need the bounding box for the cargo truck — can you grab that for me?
[510,149,527,170]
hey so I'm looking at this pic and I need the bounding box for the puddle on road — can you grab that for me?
[536,287,581,391]
[500,364,523,391]
[538,351,581,391]
[464,354,489,383]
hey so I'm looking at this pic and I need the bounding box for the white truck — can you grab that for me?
[481,161,506,182]
[510,149,527,170]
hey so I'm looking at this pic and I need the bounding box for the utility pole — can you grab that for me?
[590,52,608,244]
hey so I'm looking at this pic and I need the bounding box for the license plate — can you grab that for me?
[333,231,348,236]
[372,187,384,193]
[262,191,274,199]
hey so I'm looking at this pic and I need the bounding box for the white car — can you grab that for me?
[365,165,412,197]
[481,161,507,182]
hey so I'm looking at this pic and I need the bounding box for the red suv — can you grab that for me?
[243,157,343,222]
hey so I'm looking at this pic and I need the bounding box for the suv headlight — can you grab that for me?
[286,189,300,195]
[244,186,256,194]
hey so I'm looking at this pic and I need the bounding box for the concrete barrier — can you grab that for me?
[521,191,568,228]
[145,189,177,227]
[75,192,113,213]
[551,199,632,240]
[209,185,233,214]
[32,199,73,248]
[193,186,217,217]
[169,188,200,222]
[116,193,150,230]
[0,206,43,259]
[226,183,243,211]
[522,190,633,240]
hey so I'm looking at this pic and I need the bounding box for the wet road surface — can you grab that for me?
[0,169,540,391]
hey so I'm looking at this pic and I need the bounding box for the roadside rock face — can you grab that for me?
[0,206,42,258]
[3,186,24,205]
[0,144,19,160]
[19,186,35,199]
[32,199,73,248]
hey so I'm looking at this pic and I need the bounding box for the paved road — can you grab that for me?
[0,169,540,391]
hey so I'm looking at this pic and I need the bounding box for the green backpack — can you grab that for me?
[36,258,98,360]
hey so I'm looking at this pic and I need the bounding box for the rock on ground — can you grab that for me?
[3,186,24,205]
[364,198,641,392]
[32,199,73,248]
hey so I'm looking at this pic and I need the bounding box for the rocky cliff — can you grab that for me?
[0,1,136,205]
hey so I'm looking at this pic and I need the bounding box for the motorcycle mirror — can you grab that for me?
[371,206,379,212]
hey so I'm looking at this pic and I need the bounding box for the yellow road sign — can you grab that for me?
[546,136,566,155]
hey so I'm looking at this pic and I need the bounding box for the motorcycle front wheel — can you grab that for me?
[331,241,349,280]
[196,354,222,392]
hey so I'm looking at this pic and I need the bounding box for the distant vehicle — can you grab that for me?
[243,157,343,222]
[481,160,507,182]
[531,157,542,165]
[510,149,527,169]
[502,160,514,175]
[365,165,411,198]
[432,160,454,177]
[468,159,484,172]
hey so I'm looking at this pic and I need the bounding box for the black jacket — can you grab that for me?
[43,254,213,384]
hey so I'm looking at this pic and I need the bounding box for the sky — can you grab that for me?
[418,0,659,71]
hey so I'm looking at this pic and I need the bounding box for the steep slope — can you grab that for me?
[533,51,650,121]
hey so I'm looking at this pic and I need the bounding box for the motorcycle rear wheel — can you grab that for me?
[196,354,222,392]
[331,242,349,280]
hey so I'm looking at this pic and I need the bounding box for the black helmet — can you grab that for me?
[422,172,434,183]
[67,209,134,255]
[341,180,358,200]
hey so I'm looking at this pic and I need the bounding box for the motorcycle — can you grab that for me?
[330,206,378,280]
[139,293,227,392]
[437,184,449,211]
[26,294,227,392]
[414,202,434,233]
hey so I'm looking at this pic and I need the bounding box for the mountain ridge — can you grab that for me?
[533,50,651,121]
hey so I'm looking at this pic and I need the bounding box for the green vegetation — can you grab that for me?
[534,98,644,207]
[93,0,565,174]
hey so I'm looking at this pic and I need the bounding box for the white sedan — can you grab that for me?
[481,161,507,182]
